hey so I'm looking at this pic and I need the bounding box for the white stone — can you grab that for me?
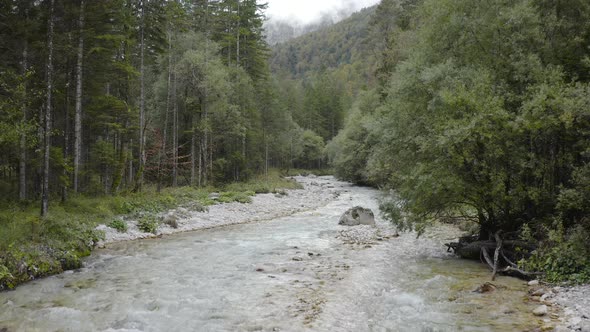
[533,305,548,316]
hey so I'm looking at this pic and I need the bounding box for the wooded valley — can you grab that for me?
[1,0,590,288]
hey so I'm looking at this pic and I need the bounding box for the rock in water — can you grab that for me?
[338,207,375,226]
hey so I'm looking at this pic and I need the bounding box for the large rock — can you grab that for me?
[338,206,375,226]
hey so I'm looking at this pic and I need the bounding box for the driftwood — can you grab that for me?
[446,232,541,281]
[448,240,534,260]
[491,231,503,281]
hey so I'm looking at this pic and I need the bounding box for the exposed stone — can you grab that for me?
[540,292,554,302]
[532,288,546,296]
[338,206,375,226]
[528,280,540,286]
[162,213,179,229]
[533,305,548,317]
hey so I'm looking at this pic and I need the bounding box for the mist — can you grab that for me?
[264,0,380,44]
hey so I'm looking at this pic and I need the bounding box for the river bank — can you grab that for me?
[553,285,590,332]
[95,175,348,247]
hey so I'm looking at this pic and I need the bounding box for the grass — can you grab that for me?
[0,169,306,290]
[222,169,303,193]
[282,168,334,177]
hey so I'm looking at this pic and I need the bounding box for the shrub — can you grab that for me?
[522,224,590,284]
[108,219,128,233]
[218,191,255,204]
[138,215,160,234]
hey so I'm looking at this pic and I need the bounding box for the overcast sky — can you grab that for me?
[264,0,381,25]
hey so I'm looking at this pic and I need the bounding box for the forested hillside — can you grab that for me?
[329,0,590,282]
[268,6,379,158]
[270,6,377,81]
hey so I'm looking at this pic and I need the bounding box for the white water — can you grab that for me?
[0,179,539,331]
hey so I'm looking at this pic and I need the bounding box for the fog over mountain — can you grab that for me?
[264,0,380,45]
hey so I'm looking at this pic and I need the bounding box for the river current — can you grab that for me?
[0,179,540,331]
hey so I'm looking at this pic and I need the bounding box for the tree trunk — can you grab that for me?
[191,126,196,186]
[19,42,28,201]
[62,42,72,203]
[202,100,208,187]
[41,0,55,218]
[236,0,240,66]
[73,0,85,193]
[157,31,173,193]
[265,134,269,181]
[172,71,178,187]
[198,140,202,187]
[137,0,146,191]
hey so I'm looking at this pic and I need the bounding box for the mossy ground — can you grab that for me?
[0,170,302,291]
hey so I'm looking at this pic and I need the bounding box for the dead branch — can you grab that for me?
[491,231,503,281]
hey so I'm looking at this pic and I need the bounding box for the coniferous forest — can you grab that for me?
[1,0,590,292]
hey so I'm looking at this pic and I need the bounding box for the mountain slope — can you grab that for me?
[270,6,377,80]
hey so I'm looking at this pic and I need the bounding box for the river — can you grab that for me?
[0,178,541,331]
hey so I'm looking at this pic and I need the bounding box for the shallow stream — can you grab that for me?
[0,179,542,331]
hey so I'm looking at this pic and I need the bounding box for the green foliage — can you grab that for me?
[323,0,590,280]
[296,130,325,169]
[327,90,380,185]
[108,219,128,233]
[0,264,13,289]
[222,169,304,193]
[522,224,590,283]
[137,215,160,234]
[217,191,255,204]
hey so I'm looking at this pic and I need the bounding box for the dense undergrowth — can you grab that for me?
[0,170,303,291]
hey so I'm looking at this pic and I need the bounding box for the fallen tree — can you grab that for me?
[445,231,541,280]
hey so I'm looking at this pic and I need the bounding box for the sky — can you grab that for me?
[264,0,381,25]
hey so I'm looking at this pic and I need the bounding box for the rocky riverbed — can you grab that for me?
[94,174,590,332]
[553,284,590,332]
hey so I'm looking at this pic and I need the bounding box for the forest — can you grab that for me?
[1,0,590,290]
[328,0,590,282]
[0,0,342,289]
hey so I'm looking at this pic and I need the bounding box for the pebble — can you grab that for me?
[533,305,548,316]
[529,280,540,286]
[532,288,546,296]
[554,284,590,331]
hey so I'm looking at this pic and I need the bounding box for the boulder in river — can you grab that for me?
[338,206,375,226]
